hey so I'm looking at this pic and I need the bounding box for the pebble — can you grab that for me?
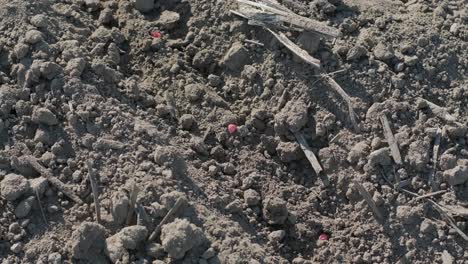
[221,42,250,71]
[449,23,460,34]
[15,196,36,218]
[443,165,468,186]
[48,252,62,264]
[268,230,286,242]
[8,222,21,233]
[346,45,367,61]
[10,242,23,253]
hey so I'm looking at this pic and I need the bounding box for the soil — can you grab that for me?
[0,0,467,263]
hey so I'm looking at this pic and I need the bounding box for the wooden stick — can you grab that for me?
[429,128,441,190]
[148,197,187,241]
[400,189,468,241]
[294,132,323,175]
[418,98,463,126]
[125,182,140,226]
[244,39,264,46]
[86,160,101,224]
[236,0,341,38]
[353,181,383,221]
[267,28,321,69]
[413,190,446,201]
[35,188,48,226]
[379,115,402,165]
[25,156,83,205]
[323,76,360,132]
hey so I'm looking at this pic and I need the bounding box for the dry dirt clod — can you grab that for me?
[160,218,205,260]
[262,197,289,225]
[443,165,468,186]
[69,222,107,261]
[0,173,30,201]
[105,225,148,263]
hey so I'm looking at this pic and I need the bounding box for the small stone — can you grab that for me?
[263,197,288,225]
[222,162,236,175]
[135,0,154,13]
[161,218,205,260]
[373,42,394,61]
[244,189,261,206]
[11,242,23,253]
[48,252,62,264]
[443,165,468,186]
[420,219,436,234]
[202,247,216,259]
[226,200,243,213]
[404,55,419,66]
[367,147,392,167]
[346,45,367,61]
[15,196,35,218]
[1,174,30,201]
[449,23,460,34]
[268,230,286,242]
[24,30,43,44]
[9,222,21,233]
[179,114,195,130]
[147,243,165,258]
[32,107,58,125]
[221,42,250,71]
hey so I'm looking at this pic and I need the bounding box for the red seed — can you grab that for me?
[150,31,161,38]
[227,124,237,134]
[318,234,328,241]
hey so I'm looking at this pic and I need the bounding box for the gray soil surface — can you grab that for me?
[0,0,467,263]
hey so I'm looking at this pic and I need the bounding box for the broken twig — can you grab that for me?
[429,128,441,190]
[148,197,187,241]
[323,76,360,132]
[236,0,341,38]
[380,114,402,165]
[35,188,48,226]
[294,132,323,175]
[413,190,447,201]
[26,156,83,205]
[353,181,383,221]
[86,160,101,224]
[267,28,321,69]
[418,98,463,126]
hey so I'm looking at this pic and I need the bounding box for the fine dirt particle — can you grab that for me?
[160,218,205,260]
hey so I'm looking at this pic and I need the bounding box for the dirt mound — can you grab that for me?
[0,0,467,263]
